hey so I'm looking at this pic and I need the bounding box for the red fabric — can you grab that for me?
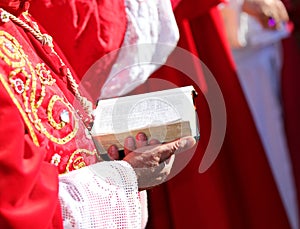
[141,2,292,229]
[0,0,30,14]
[0,9,61,227]
[174,0,222,19]
[0,88,61,228]
[29,0,127,100]
[0,5,98,228]
[280,1,300,222]
[281,34,300,223]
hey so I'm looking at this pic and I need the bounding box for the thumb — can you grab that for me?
[159,136,196,162]
[176,136,197,152]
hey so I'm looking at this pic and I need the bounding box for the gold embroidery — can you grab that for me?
[65,149,97,173]
[73,157,86,170]
[9,68,31,93]
[36,116,79,145]
[0,74,39,146]
[47,95,71,130]
[0,30,79,145]
[0,31,26,68]
[35,63,55,86]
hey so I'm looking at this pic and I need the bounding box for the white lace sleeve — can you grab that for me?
[59,161,142,229]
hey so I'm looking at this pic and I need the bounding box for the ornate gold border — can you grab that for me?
[0,74,39,146]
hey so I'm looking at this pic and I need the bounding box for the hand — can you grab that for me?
[242,0,289,30]
[120,132,196,190]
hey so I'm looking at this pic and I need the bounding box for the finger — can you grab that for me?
[158,136,196,163]
[269,15,279,30]
[107,144,120,160]
[259,7,277,29]
[135,132,148,148]
[270,5,282,29]
[276,0,289,22]
[124,136,136,156]
[148,138,161,146]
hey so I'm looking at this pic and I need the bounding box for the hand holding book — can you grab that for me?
[112,132,196,190]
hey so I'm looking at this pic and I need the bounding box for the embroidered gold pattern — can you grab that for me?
[0,74,39,146]
[6,10,94,122]
[35,63,55,108]
[0,14,97,171]
[0,30,79,145]
[0,31,26,68]
[65,149,97,172]
[35,63,55,86]
[47,95,72,130]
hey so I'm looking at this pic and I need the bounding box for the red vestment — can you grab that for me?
[144,0,292,228]
[0,3,99,228]
[281,1,300,225]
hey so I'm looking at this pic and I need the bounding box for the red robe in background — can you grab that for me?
[281,1,300,226]
[142,0,292,228]
[29,0,127,101]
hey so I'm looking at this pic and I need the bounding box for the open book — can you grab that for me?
[91,86,199,151]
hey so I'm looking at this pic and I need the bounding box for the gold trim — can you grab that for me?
[0,74,39,146]
[0,31,26,68]
[65,149,97,173]
[47,95,69,130]
[42,94,79,144]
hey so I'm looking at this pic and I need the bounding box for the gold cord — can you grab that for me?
[1,9,94,123]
